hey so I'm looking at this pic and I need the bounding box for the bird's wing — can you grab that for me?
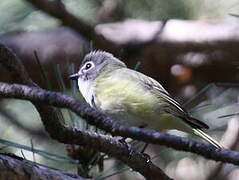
[134,71,209,129]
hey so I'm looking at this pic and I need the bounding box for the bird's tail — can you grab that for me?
[193,128,222,148]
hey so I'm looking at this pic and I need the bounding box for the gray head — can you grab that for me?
[70,50,126,81]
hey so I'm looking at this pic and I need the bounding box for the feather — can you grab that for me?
[193,128,222,148]
[139,72,210,129]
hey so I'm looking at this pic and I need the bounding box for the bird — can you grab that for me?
[70,50,222,148]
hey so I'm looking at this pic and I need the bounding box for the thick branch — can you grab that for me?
[0,83,171,180]
[0,154,90,180]
[0,82,238,167]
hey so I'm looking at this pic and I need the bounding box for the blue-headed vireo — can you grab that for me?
[70,51,222,148]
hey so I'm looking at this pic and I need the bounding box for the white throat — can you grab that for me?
[77,79,94,106]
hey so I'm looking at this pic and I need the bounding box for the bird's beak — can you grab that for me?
[69,73,80,80]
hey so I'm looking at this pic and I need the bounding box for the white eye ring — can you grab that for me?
[83,61,94,71]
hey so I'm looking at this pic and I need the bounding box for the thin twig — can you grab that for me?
[0,154,90,180]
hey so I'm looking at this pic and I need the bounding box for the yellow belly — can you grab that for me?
[92,69,192,133]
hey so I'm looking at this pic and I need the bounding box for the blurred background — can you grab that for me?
[0,0,239,179]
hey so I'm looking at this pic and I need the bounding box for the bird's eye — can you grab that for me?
[84,62,94,70]
[85,63,91,69]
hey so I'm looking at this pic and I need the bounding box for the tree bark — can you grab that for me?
[0,154,90,180]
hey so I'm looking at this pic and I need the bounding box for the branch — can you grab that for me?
[203,119,239,180]
[0,82,171,180]
[0,154,90,180]
[0,82,239,167]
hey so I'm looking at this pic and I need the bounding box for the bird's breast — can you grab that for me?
[77,79,95,106]
[92,74,162,126]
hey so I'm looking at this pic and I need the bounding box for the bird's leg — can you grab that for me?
[116,137,133,155]
[140,143,149,153]
[118,137,127,144]
[139,143,151,162]
[138,124,150,153]
[138,125,151,161]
